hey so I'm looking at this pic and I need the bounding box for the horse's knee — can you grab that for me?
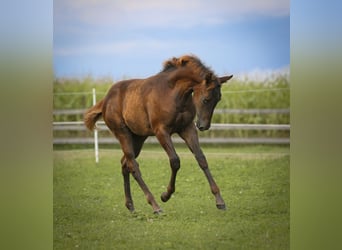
[169,155,180,171]
[122,154,138,173]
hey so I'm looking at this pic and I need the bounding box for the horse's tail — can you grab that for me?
[84,99,104,131]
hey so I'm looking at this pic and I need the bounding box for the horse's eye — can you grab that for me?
[202,98,209,104]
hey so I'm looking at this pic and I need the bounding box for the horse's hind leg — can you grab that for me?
[121,156,134,212]
[120,135,147,212]
[117,131,162,213]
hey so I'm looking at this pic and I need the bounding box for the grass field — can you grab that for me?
[54,145,289,249]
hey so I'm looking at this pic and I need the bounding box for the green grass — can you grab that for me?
[54,145,289,249]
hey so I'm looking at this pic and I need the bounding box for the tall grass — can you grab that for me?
[53,76,112,119]
[53,75,289,120]
[53,75,290,139]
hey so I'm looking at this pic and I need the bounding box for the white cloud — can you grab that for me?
[54,38,192,56]
[54,0,290,75]
[55,0,289,29]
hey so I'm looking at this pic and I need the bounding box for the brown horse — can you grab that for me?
[84,55,233,213]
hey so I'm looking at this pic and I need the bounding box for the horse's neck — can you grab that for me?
[170,81,195,108]
[167,67,202,87]
[163,67,203,106]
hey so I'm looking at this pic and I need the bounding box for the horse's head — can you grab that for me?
[163,54,233,131]
[193,74,233,131]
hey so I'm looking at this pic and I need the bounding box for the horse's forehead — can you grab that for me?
[206,78,221,90]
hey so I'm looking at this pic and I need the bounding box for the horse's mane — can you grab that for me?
[161,54,216,80]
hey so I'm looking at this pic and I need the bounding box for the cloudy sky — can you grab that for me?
[54,0,289,79]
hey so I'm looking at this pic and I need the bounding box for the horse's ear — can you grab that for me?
[219,75,233,85]
[205,73,213,84]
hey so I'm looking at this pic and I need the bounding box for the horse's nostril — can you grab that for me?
[196,121,208,131]
[196,121,202,129]
[197,124,207,131]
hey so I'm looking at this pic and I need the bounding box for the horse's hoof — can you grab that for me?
[126,203,135,212]
[153,208,163,215]
[216,204,227,210]
[161,192,170,202]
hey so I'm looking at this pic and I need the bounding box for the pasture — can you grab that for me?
[54,145,289,249]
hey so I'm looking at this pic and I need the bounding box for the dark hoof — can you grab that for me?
[153,208,163,215]
[216,204,227,210]
[125,203,135,212]
[161,192,170,202]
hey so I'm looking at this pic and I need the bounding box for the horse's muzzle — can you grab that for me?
[196,121,210,131]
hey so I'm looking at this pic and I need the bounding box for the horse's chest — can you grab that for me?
[173,111,194,130]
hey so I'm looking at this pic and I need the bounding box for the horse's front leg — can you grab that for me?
[179,124,226,210]
[155,130,180,203]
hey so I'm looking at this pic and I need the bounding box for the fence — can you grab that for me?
[53,108,290,116]
[53,121,290,144]
[53,88,290,162]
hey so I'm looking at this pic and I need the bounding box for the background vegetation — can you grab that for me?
[53,74,290,142]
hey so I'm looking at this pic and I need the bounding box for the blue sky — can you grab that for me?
[54,0,289,79]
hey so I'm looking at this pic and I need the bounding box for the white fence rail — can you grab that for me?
[53,108,290,116]
[53,121,290,144]
[53,137,290,145]
[53,121,290,131]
